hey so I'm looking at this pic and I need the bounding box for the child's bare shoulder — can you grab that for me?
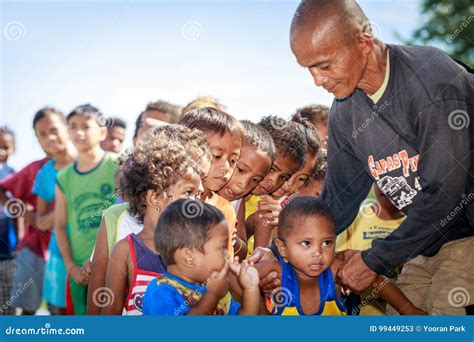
[110,237,130,259]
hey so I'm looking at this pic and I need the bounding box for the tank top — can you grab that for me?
[123,233,166,315]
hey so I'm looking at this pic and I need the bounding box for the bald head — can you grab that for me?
[290,0,370,44]
[289,0,377,99]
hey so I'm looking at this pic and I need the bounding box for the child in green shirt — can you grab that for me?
[55,104,118,315]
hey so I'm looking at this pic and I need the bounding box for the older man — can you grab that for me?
[254,0,473,315]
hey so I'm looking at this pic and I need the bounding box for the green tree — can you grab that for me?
[405,0,473,66]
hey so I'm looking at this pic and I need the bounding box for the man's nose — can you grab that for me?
[309,68,327,87]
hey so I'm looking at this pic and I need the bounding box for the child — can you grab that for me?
[264,196,424,316]
[0,107,67,315]
[102,139,203,315]
[0,126,15,315]
[250,116,307,199]
[143,100,182,124]
[100,117,127,153]
[252,120,321,250]
[182,95,226,115]
[179,107,244,256]
[336,184,406,315]
[218,120,275,204]
[32,111,76,315]
[298,149,327,197]
[55,104,118,315]
[87,124,212,314]
[245,116,307,255]
[273,119,321,199]
[294,104,329,151]
[217,120,275,259]
[143,199,260,315]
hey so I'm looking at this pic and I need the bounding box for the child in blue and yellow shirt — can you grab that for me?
[143,199,260,315]
[262,196,425,316]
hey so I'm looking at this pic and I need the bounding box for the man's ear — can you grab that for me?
[355,31,373,55]
[274,238,287,258]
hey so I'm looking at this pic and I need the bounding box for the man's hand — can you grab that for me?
[247,247,275,264]
[337,250,378,293]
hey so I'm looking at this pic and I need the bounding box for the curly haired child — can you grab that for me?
[101,138,203,315]
[88,125,211,314]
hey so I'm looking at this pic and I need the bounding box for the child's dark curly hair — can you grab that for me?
[240,120,276,163]
[139,124,211,177]
[293,104,329,126]
[291,116,321,156]
[117,140,195,223]
[258,116,308,170]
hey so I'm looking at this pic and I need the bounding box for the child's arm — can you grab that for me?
[253,211,277,249]
[373,277,427,315]
[101,238,129,315]
[87,217,110,315]
[54,185,86,286]
[35,197,54,231]
[236,202,248,242]
[187,261,230,315]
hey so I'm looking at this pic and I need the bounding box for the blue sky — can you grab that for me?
[1,0,422,169]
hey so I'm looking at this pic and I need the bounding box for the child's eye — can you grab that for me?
[300,241,311,247]
[281,175,290,182]
[298,177,308,182]
[213,155,221,160]
[230,159,237,165]
[237,167,244,173]
[322,240,333,247]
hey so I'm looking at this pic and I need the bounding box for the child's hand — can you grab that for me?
[80,260,92,284]
[230,258,260,291]
[70,265,88,286]
[231,227,238,247]
[257,196,281,225]
[206,260,230,300]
